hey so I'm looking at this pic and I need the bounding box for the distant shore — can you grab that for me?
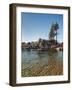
[22,39,63,52]
[21,58,63,77]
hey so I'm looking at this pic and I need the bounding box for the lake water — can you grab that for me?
[21,49,63,70]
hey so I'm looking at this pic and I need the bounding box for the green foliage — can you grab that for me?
[49,22,59,41]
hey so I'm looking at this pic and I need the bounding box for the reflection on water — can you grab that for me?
[21,49,63,70]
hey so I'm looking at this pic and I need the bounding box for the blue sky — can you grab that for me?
[21,12,63,43]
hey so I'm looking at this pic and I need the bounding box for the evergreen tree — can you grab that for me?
[49,22,59,44]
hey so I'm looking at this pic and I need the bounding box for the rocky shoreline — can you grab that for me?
[21,58,63,77]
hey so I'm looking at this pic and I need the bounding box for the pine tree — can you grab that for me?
[49,22,59,44]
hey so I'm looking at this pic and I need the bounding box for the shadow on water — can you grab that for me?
[22,48,63,64]
[21,48,63,77]
[37,49,58,58]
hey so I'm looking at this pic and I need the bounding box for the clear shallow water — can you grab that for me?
[21,50,63,69]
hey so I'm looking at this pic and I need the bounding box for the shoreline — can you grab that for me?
[21,58,63,77]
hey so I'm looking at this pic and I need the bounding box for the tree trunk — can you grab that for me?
[56,31,57,45]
